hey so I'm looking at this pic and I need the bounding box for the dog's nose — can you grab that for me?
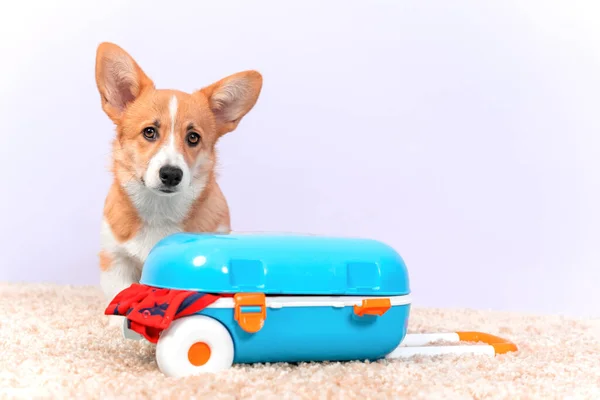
[159,166,183,187]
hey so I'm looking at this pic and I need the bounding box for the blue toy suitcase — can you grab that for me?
[129,232,412,377]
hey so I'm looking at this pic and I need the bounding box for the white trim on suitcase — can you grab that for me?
[205,294,412,309]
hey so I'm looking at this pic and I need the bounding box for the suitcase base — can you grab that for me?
[202,301,411,364]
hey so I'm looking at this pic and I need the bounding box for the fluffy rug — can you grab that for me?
[0,282,598,399]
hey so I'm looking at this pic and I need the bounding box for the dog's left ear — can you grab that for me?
[197,70,263,136]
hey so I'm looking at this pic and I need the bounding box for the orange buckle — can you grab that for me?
[354,298,392,317]
[234,293,266,333]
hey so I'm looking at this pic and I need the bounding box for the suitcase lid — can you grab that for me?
[140,232,410,296]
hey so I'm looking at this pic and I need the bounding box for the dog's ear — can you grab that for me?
[197,70,263,136]
[95,42,155,123]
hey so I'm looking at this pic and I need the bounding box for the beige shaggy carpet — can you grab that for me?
[0,283,599,399]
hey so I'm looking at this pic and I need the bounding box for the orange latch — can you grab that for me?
[353,298,392,317]
[234,293,267,333]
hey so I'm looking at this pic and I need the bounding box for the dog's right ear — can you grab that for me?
[95,42,154,123]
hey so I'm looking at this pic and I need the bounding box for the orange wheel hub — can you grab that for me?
[187,342,211,366]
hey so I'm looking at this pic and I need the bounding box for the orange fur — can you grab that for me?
[98,251,112,272]
[103,181,141,242]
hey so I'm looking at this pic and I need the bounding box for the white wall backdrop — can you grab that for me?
[1,0,599,317]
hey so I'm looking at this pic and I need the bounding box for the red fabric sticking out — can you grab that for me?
[105,283,228,343]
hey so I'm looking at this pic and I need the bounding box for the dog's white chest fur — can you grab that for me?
[127,222,182,262]
[101,183,199,264]
[100,218,182,265]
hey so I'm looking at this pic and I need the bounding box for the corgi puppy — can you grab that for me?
[94,42,262,322]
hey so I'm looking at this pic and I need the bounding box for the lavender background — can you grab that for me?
[1,0,598,317]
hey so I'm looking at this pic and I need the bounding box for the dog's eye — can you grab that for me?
[142,127,158,141]
[186,132,201,147]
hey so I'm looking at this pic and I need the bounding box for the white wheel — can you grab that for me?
[155,315,234,377]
